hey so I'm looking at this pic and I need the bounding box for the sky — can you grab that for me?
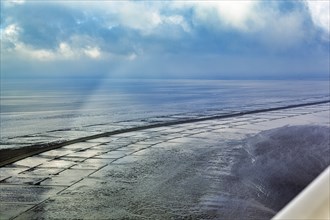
[1,0,329,80]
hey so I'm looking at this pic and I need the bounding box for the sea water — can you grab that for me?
[0,79,329,149]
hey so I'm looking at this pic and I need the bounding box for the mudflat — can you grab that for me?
[0,104,329,219]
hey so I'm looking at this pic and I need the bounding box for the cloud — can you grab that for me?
[112,2,162,35]
[60,1,190,36]
[2,24,20,46]
[83,46,101,59]
[258,10,308,50]
[2,0,25,7]
[172,1,262,32]
[1,1,322,54]
[305,0,330,40]
[1,1,329,79]
[1,23,104,61]
[1,24,55,60]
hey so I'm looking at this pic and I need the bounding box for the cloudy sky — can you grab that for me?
[1,0,329,79]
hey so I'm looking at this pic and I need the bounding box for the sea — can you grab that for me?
[1,78,329,149]
[1,78,330,218]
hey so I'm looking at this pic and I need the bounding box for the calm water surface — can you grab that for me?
[1,79,329,149]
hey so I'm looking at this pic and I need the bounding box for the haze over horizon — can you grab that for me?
[1,0,329,80]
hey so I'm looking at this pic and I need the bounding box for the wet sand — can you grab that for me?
[0,103,329,219]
